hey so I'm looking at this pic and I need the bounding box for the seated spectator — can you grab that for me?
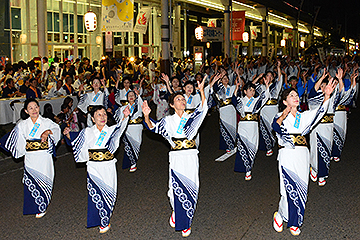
[26,78,42,99]
[19,77,30,95]
[48,80,66,97]
[42,103,59,122]
[2,78,21,98]
[62,76,76,95]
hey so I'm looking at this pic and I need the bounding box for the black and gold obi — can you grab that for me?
[320,113,334,123]
[335,105,346,111]
[265,98,278,105]
[128,117,143,124]
[240,113,259,121]
[171,138,197,151]
[185,109,196,114]
[26,139,49,151]
[88,149,114,161]
[279,134,308,149]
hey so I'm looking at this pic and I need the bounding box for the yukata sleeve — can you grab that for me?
[273,75,283,96]
[272,114,295,149]
[339,85,356,106]
[105,116,129,154]
[70,129,88,163]
[144,117,173,146]
[252,87,270,113]
[113,106,125,123]
[103,88,109,109]
[231,95,245,117]
[183,100,208,140]
[301,99,330,135]
[46,119,61,156]
[1,122,26,158]
[152,85,161,105]
[77,92,88,113]
[307,87,324,108]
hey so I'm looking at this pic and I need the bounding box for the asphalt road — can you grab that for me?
[0,107,360,240]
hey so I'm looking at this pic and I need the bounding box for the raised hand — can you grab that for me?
[324,77,337,97]
[335,68,343,80]
[123,105,131,117]
[141,100,151,117]
[161,73,170,83]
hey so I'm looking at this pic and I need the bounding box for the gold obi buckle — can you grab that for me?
[266,99,278,105]
[120,100,129,106]
[87,105,97,113]
[278,134,307,149]
[185,109,195,114]
[320,114,334,123]
[171,138,196,151]
[220,98,232,107]
[128,117,143,124]
[240,113,259,121]
[88,149,114,161]
[26,139,49,151]
[335,105,346,111]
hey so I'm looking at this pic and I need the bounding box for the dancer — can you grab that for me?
[142,76,208,237]
[232,79,270,180]
[77,78,109,127]
[257,61,283,156]
[0,98,60,218]
[64,105,130,233]
[272,79,336,236]
[213,68,237,154]
[114,89,144,172]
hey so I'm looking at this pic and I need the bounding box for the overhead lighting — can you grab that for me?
[242,32,249,43]
[84,11,97,32]
[269,12,287,21]
[280,39,286,47]
[195,26,204,41]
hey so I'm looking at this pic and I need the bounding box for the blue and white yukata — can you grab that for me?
[68,117,128,228]
[1,116,60,215]
[258,76,283,152]
[232,89,270,174]
[307,86,340,180]
[213,82,237,151]
[144,100,208,232]
[331,85,356,159]
[272,99,330,228]
[77,89,109,126]
[114,95,144,170]
[115,87,143,106]
[152,83,170,120]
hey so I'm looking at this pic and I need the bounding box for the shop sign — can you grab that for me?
[202,27,223,42]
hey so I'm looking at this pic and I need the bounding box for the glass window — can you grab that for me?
[77,15,84,33]
[54,13,60,32]
[54,33,60,42]
[70,14,74,33]
[47,12,53,31]
[63,2,68,12]
[63,13,69,32]
[11,8,21,30]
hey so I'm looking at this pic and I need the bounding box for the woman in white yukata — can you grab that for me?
[114,89,144,172]
[64,105,130,233]
[272,80,336,236]
[115,77,143,106]
[152,75,170,120]
[213,68,238,154]
[232,80,270,180]
[307,69,346,186]
[77,78,109,127]
[331,69,357,162]
[142,77,208,238]
[256,61,283,157]
[0,98,61,218]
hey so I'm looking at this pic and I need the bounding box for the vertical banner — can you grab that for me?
[133,7,151,34]
[105,31,113,52]
[250,26,257,40]
[102,0,134,32]
[232,11,245,41]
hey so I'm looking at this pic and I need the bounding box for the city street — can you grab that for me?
[1,108,359,240]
